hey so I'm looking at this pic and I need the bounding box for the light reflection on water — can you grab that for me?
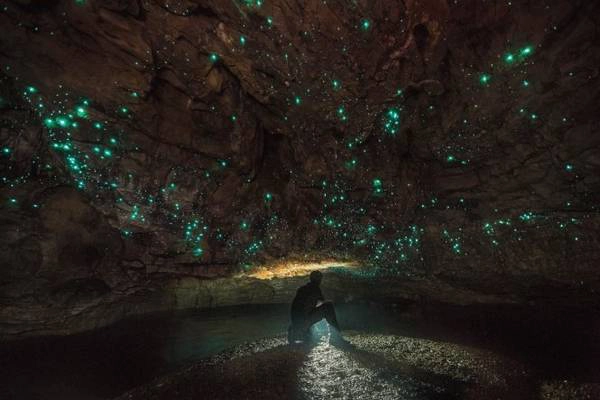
[1,302,597,400]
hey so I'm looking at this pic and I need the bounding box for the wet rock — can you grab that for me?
[114,333,536,400]
[540,380,600,400]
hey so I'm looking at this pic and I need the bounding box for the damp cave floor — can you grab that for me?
[2,302,600,400]
[114,331,599,400]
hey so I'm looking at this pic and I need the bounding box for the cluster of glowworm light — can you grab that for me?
[0,1,591,275]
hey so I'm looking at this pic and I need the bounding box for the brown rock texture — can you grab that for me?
[1,0,600,337]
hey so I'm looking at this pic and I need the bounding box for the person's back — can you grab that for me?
[291,280,323,323]
[288,270,346,345]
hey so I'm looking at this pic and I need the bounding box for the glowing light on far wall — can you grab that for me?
[247,259,360,280]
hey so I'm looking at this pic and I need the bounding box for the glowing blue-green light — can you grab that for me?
[324,217,336,228]
[2,147,10,155]
[240,220,249,230]
[103,148,112,157]
[446,155,455,162]
[75,106,87,118]
[565,163,574,172]
[367,224,377,235]
[332,80,341,90]
[245,240,263,255]
[109,137,117,145]
[360,18,371,31]
[337,106,347,121]
[119,106,129,115]
[240,35,246,45]
[25,86,37,94]
[519,211,535,222]
[131,91,139,98]
[266,16,273,26]
[8,197,17,204]
[193,247,204,257]
[504,53,515,64]
[452,242,461,254]
[520,46,533,56]
[345,158,358,169]
[383,108,401,135]
[44,118,54,128]
[209,53,219,63]
[242,0,262,8]
[372,178,383,195]
[294,95,302,105]
[522,80,530,87]
[264,192,273,202]
[93,122,103,129]
[479,73,491,85]
[56,117,69,127]
[130,205,140,221]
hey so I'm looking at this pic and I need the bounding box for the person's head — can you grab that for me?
[309,270,323,285]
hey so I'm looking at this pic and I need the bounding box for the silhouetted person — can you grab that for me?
[288,270,345,345]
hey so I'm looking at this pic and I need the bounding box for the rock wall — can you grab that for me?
[1,0,600,338]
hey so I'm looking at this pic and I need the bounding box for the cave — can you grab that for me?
[1,0,599,399]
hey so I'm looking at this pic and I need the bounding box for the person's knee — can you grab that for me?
[322,301,335,315]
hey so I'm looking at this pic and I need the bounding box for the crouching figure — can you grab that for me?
[288,270,347,346]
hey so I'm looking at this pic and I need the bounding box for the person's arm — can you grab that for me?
[317,286,325,302]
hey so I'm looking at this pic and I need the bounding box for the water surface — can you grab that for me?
[1,302,598,399]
